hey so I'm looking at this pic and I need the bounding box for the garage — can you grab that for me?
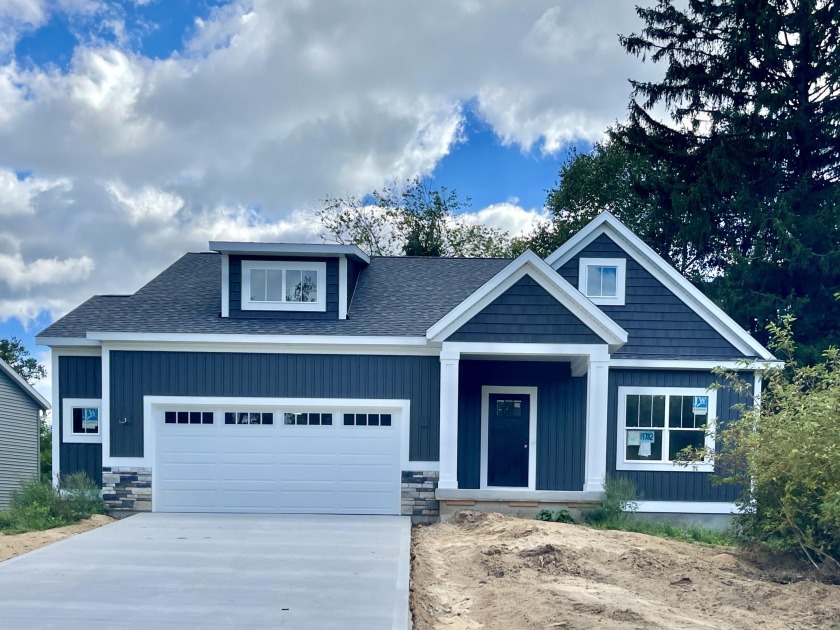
[153,400,402,514]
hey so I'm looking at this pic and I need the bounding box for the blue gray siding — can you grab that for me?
[457,360,587,491]
[447,276,606,344]
[607,369,748,502]
[557,234,747,359]
[59,356,102,486]
[228,255,340,319]
[109,351,440,460]
[0,369,40,507]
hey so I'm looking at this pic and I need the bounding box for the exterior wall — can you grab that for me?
[109,351,440,461]
[401,470,439,524]
[607,369,750,502]
[58,356,102,485]
[447,275,605,344]
[0,369,40,508]
[457,360,587,491]
[102,467,151,512]
[557,234,747,359]
[228,255,340,320]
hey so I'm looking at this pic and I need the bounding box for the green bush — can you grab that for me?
[0,473,104,534]
[535,509,575,524]
[583,474,639,526]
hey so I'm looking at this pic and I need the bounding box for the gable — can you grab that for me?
[445,275,607,344]
[555,234,747,359]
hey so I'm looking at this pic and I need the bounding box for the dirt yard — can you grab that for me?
[0,514,113,563]
[411,511,840,629]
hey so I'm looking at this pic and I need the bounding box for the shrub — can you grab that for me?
[0,473,104,534]
[535,509,575,524]
[584,474,639,526]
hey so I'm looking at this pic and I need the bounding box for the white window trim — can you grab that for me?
[616,386,716,473]
[62,398,103,444]
[480,386,538,490]
[240,260,327,312]
[579,258,626,305]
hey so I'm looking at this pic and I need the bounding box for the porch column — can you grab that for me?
[584,359,609,492]
[437,348,460,490]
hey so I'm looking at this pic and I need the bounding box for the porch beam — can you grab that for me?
[584,359,609,492]
[437,347,461,490]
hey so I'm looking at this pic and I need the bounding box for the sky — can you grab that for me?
[0,0,659,401]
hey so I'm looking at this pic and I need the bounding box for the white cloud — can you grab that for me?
[463,202,550,237]
[0,1,657,331]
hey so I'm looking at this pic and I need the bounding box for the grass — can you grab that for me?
[0,473,105,535]
[586,515,738,546]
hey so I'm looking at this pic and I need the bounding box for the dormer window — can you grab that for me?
[241,260,326,311]
[579,258,626,305]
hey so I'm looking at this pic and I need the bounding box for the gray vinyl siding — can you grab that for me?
[447,276,606,344]
[59,356,103,486]
[109,351,440,461]
[0,370,40,508]
[457,360,587,491]
[607,369,749,502]
[228,255,340,319]
[557,234,747,359]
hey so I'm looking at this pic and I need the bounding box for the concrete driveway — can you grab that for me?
[0,513,411,630]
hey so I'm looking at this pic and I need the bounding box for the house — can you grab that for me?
[35,212,777,523]
[0,357,49,508]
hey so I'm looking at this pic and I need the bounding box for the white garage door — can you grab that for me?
[154,402,402,514]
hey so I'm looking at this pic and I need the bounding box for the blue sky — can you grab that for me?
[0,1,644,400]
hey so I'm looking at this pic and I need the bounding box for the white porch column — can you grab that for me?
[437,347,460,490]
[584,359,609,492]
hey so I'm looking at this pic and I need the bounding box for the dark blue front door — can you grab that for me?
[488,393,530,487]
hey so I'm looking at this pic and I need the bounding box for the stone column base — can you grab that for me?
[401,471,439,524]
[102,467,152,512]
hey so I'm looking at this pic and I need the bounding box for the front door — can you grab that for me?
[487,393,530,487]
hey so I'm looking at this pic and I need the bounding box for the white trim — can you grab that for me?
[209,241,370,264]
[241,260,327,312]
[0,356,50,410]
[87,332,429,346]
[100,340,440,357]
[609,358,784,370]
[61,398,102,444]
[616,385,717,473]
[443,341,610,360]
[579,257,626,305]
[50,351,60,486]
[480,386,538,491]
[437,356,460,490]
[632,501,739,514]
[35,337,101,347]
[426,250,628,352]
[436,488,604,502]
[101,348,110,460]
[545,212,775,361]
[338,255,348,320]
[584,359,609,491]
[220,254,230,318]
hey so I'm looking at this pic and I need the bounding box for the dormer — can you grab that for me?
[210,242,370,320]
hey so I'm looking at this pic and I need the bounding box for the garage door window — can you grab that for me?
[344,413,392,427]
[284,412,333,426]
[224,411,274,425]
[165,411,214,425]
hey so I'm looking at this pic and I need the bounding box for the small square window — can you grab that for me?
[72,407,99,434]
[322,413,333,426]
[189,411,202,425]
[309,413,321,425]
[368,413,380,426]
[380,414,392,427]
[262,413,274,425]
[225,412,236,425]
[284,413,295,425]
[344,413,354,426]
[177,411,189,425]
[165,411,176,424]
[355,414,368,426]
[202,412,214,425]
[579,258,626,305]
[296,413,307,425]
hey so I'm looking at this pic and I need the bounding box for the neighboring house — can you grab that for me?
[36,212,778,523]
[0,358,49,508]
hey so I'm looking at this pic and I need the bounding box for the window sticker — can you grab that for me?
[81,408,99,430]
[627,431,641,446]
[692,396,709,415]
[638,430,655,457]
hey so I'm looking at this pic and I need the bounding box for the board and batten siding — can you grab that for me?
[457,360,587,491]
[228,255,340,320]
[0,369,40,508]
[109,351,440,461]
[607,369,750,502]
[59,356,103,486]
[557,234,747,359]
[447,276,606,344]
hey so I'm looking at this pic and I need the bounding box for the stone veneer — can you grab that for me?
[102,467,152,513]
[401,470,439,524]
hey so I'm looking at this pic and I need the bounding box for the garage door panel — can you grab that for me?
[155,404,402,514]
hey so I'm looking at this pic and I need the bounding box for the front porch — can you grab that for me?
[436,342,610,514]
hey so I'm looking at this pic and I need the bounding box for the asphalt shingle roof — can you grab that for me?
[39,253,512,339]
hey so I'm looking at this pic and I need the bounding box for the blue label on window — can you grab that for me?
[692,396,708,415]
[639,431,655,443]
